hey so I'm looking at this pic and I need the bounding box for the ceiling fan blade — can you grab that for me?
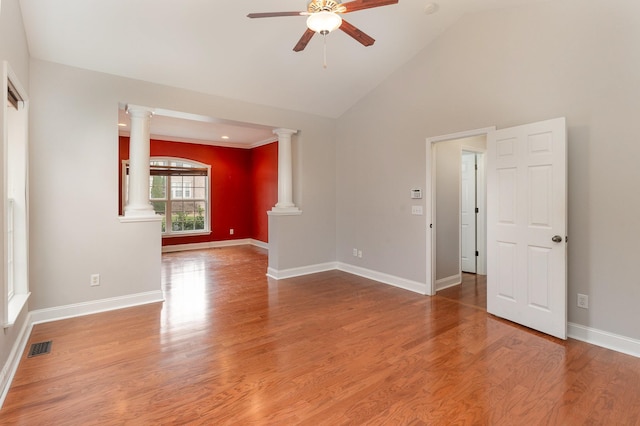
[247,12,306,18]
[293,28,316,52]
[342,0,399,13]
[339,19,375,47]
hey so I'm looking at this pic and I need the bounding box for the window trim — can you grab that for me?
[3,61,30,328]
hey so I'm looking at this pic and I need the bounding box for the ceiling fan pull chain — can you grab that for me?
[323,33,328,69]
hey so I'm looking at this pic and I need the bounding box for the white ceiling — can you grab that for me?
[19,0,549,145]
[117,107,277,148]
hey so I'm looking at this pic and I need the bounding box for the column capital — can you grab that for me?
[273,128,298,138]
[126,104,155,118]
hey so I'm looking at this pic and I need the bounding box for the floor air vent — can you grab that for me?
[28,341,52,358]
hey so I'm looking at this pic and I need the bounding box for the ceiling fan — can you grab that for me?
[247,0,399,52]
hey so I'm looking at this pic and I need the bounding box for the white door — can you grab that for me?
[461,152,477,273]
[487,117,567,339]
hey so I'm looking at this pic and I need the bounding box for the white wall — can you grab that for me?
[28,59,337,310]
[336,0,640,340]
[0,0,30,399]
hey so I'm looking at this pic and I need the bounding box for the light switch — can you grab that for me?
[412,205,423,215]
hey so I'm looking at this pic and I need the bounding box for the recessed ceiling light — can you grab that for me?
[118,123,127,127]
[221,135,230,140]
[424,2,439,15]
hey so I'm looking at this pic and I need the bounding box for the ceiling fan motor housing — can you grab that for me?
[308,0,346,14]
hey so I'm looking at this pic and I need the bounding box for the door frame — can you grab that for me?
[425,127,495,296]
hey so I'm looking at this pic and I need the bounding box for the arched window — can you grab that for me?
[123,157,210,235]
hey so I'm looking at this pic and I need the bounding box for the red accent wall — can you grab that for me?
[250,142,278,243]
[119,137,277,246]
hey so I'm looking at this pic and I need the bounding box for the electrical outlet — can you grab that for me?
[352,248,358,257]
[229,228,234,235]
[90,274,100,287]
[358,250,363,258]
[577,293,589,309]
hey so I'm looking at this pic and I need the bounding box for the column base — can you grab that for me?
[119,214,163,224]
[122,206,159,222]
[124,207,156,216]
[268,206,302,216]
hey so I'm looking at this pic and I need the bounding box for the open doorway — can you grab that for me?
[425,127,494,301]
[433,138,486,292]
[445,145,488,309]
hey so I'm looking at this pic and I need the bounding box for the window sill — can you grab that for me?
[162,230,212,239]
[4,292,30,328]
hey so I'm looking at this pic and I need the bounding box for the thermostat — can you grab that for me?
[411,189,422,199]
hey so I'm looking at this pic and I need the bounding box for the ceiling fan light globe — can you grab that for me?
[306,11,342,34]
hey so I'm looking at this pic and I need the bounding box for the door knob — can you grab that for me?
[552,235,563,243]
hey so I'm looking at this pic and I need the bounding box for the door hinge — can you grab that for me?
[476,250,479,257]
[430,224,433,229]
[475,207,479,213]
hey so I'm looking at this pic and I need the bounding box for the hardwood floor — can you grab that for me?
[2,246,640,424]
[437,273,487,310]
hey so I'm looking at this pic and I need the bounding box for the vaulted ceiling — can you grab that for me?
[19,0,549,143]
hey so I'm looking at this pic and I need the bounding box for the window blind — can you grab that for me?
[7,80,22,110]
[126,164,208,176]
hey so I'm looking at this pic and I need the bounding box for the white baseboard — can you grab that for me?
[29,290,165,325]
[250,239,268,250]
[568,322,640,359]
[267,262,427,295]
[267,262,337,280]
[0,312,34,407]
[435,274,462,291]
[162,238,267,253]
[337,262,428,295]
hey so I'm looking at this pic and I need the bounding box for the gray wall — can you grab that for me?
[434,142,460,280]
[336,0,640,340]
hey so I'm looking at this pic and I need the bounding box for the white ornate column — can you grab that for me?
[124,104,155,218]
[270,128,301,215]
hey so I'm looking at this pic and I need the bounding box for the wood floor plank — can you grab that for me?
[2,245,640,425]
